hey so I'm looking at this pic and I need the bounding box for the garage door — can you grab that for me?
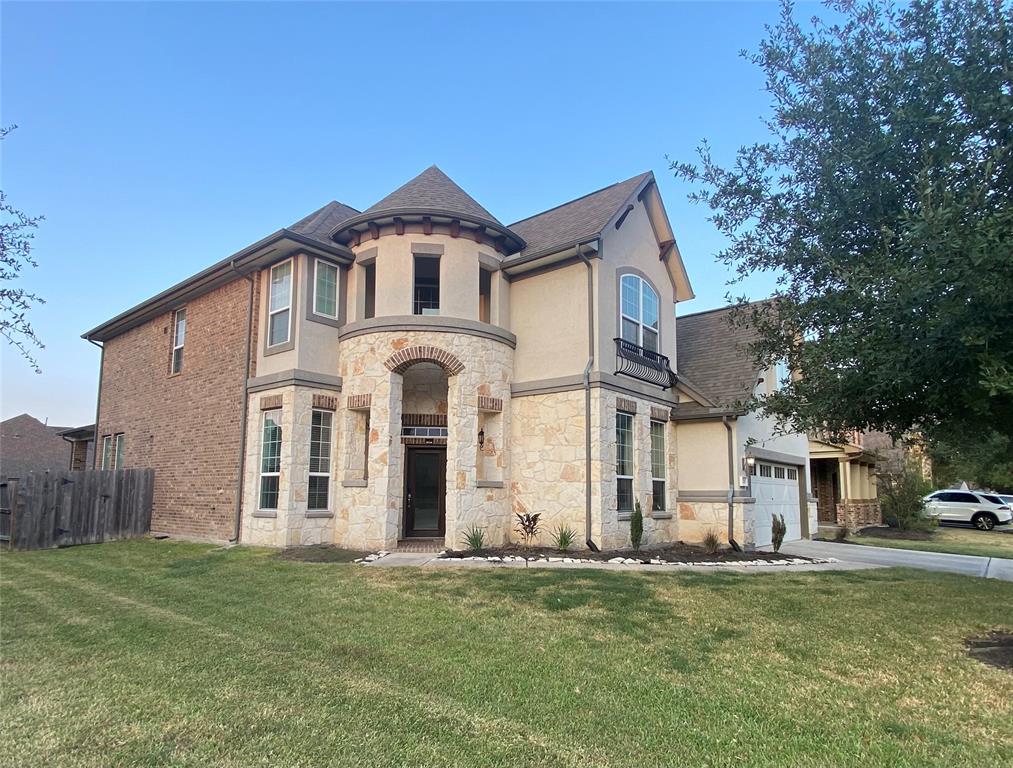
[751,461,802,548]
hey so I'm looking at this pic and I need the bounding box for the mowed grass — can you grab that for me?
[850,526,1013,560]
[2,541,1012,768]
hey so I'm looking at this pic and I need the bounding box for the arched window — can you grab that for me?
[620,274,659,352]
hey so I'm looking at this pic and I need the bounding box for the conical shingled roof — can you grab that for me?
[363,165,502,224]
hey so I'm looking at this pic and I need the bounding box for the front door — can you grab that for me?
[404,448,446,537]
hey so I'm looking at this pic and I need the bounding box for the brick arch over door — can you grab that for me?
[384,345,465,376]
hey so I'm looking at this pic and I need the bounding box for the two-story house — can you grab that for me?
[84,166,816,551]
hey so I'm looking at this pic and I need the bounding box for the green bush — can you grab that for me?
[630,501,644,551]
[880,464,937,533]
[771,514,787,552]
[462,526,485,551]
[551,525,577,552]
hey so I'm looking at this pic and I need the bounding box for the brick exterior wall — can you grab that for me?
[96,276,259,540]
[836,500,882,530]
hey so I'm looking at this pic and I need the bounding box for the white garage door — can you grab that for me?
[751,461,802,548]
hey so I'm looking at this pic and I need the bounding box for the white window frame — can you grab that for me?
[170,308,186,374]
[259,411,283,510]
[267,259,293,348]
[308,409,332,511]
[616,412,634,513]
[650,419,666,512]
[102,433,125,470]
[313,259,339,320]
[619,274,660,352]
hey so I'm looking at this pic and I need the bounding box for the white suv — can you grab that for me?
[922,491,1012,530]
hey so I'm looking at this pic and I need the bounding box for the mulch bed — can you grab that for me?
[441,542,814,564]
[852,526,936,542]
[277,545,369,563]
[965,631,1013,671]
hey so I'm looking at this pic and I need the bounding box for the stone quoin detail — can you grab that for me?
[384,346,465,376]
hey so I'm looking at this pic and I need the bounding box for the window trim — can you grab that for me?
[650,419,666,513]
[616,411,634,516]
[617,270,662,353]
[101,433,125,470]
[307,409,332,511]
[412,254,441,316]
[259,410,283,511]
[308,257,342,326]
[170,307,186,375]
[264,258,295,355]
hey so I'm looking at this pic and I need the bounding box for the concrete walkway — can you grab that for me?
[781,539,1013,582]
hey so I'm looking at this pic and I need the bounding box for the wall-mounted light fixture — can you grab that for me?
[478,428,485,448]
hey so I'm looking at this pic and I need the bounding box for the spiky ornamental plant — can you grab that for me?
[514,513,541,547]
[771,514,787,552]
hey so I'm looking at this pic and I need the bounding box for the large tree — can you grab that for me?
[0,125,44,373]
[673,0,1013,449]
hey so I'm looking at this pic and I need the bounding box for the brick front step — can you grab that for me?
[396,538,445,553]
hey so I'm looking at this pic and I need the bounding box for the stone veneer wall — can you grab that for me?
[336,329,513,550]
[836,500,882,530]
[675,500,748,547]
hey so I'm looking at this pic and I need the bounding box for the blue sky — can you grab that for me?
[1,1,797,425]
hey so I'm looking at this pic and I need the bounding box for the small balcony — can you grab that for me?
[614,338,676,390]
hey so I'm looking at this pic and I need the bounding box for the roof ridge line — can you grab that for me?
[507,171,651,227]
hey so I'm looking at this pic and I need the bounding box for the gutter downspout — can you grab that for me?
[230,261,256,544]
[576,239,598,551]
[87,339,104,469]
[722,415,741,551]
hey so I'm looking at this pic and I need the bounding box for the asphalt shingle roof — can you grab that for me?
[363,165,501,224]
[288,201,360,246]
[676,304,765,409]
[508,172,651,257]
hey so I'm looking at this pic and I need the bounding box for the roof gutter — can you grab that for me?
[230,260,256,544]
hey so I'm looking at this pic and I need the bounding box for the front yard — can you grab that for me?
[2,540,1011,767]
[847,525,1013,560]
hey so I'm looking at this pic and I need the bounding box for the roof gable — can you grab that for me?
[363,165,500,223]
[508,172,651,258]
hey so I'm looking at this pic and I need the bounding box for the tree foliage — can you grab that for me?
[672,0,1013,447]
[0,125,44,372]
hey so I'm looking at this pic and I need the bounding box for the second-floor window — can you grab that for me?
[268,260,292,347]
[170,308,186,374]
[413,256,440,315]
[314,259,338,319]
[620,274,659,352]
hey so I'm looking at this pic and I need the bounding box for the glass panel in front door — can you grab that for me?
[413,453,441,531]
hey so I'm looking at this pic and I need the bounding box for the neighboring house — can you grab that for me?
[809,433,881,530]
[674,305,818,548]
[862,430,932,480]
[0,414,93,477]
[57,425,96,471]
[83,165,814,551]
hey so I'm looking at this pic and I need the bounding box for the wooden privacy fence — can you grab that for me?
[0,469,155,551]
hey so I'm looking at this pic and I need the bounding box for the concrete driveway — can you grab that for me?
[781,539,1013,581]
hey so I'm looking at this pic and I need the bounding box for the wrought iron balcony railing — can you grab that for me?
[614,337,676,390]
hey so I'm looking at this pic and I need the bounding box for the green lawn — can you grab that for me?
[2,541,1012,768]
[849,526,1013,560]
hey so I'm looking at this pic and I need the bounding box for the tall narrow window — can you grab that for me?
[268,260,292,347]
[259,411,282,509]
[650,419,666,511]
[620,274,660,352]
[102,433,125,469]
[170,308,186,374]
[413,256,440,315]
[616,412,634,513]
[363,262,376,319]
[479,268,492,323]
[308,410,332,510]
[314,259,338,319]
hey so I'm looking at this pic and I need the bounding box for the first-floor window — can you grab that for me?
[259,411,282,509]
[308,409,332,510]
[101,433,125,469]
[616,412,634,513]
[650,419,666,512]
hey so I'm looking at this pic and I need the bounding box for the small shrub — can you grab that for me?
[771,514,787,552]
[552,525,577,552]
[834,525,849,542]
[702,529,721,555]
[515,513,542,547]
[462,526,485,551]
[880,464,937,533]
[630,501,644,551]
